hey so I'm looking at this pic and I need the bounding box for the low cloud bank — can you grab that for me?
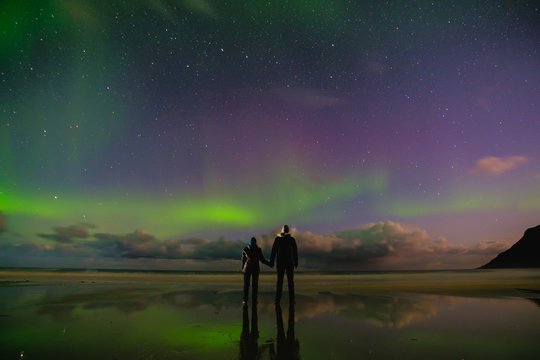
[0,221,509,270]
[91,230,241,260]
[38,225,90,243]
[293,221,508,270]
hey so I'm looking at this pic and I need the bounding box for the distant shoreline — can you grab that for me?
[2,268,539,298]
[0,266,517,275]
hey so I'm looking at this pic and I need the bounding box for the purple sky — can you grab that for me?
[0,1,539,270]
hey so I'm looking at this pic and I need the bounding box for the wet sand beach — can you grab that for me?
[1,269,539,359]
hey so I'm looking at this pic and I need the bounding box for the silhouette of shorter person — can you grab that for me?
[242,237,271,304]
[270,225,298,304]
[239,304,273,360]
[239,304,259,359]
[270,304,300,360]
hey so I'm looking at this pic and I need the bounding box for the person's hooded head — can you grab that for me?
[278,224,290,237]
[248,237,257,246]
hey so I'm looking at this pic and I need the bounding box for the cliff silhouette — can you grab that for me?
[480,224,540,269]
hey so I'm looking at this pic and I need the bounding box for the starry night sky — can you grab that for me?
[1,1,539,270]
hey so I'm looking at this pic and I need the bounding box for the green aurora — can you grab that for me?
[0,172,387,238]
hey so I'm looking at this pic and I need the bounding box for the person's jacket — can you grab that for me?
[242,244,270,273]
[270,234,298,268]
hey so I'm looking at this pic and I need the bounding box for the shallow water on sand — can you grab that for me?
[1,271,539,359]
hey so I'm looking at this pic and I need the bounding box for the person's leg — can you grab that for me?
[252,270,259,303]
[286,265,295,303]
[275,266,285,303]
[274,304,285,356]
[287,302,295,341]
[243,271,251,302]
[251,303,259,337]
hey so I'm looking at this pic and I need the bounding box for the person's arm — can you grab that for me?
[241,249,247,271]
[259,247,271,267]
[292,237,298,268]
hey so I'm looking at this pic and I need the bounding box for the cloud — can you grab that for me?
[465,239,509,255]
[91,230,161,258]
[191,236,244,259]
[2,221,508,270]
[89,230,244,260]
[293,221,470,270]
[472,156,528,175]
[38,225,90,243]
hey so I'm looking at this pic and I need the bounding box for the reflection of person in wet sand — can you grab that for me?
[270,304,300,360]
[270,225,298,305]
[239,304,272,360]
[242,237,272,305]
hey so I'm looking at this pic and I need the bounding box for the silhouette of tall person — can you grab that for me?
[242,237,271,305]
[270,304,300,360]
[270,225,298,304]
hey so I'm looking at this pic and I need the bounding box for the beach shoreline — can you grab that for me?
[2,268,539,297]
[2,268,540,359]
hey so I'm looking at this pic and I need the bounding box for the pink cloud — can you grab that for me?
[466,239,509,255]
[291,221,508,270]
[293,221,466,267]
[472,156,528,175]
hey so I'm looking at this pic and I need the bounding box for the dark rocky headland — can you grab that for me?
[481,225,540,269]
